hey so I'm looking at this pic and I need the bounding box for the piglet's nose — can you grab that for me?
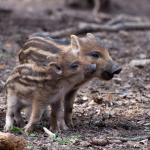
[90,64,96,73]
[112,65,122,75]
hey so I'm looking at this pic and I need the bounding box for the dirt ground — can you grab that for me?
[0,0,150,149]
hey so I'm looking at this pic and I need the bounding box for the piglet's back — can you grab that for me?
[18,33,69,65]
[6,64,56,87]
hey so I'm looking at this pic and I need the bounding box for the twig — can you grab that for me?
[50,21,150,38]
[107,135,150,142]
[106,15,145,25]
[50,27,78,38]
[43,127,56,139]
[50,9,111,24]
[92,91,122,94]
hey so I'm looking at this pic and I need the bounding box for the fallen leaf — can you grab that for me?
[0,64,5,70]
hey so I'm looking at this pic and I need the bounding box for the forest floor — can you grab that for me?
[0,0,150,149]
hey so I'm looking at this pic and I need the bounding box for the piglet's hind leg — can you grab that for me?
[4,95,18,131]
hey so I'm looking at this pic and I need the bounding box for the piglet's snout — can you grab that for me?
[90,64,96,74]
[84,64,96,75]
[101,63,122,80]
[111,64,122,75]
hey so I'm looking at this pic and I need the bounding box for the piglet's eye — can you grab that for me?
[90,51,100,59]
[70,62,79,69]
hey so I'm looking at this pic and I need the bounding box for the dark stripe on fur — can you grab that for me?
[30,32,70,45]
[23,38,61,54]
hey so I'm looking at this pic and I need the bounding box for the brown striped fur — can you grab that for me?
[18,32,121,128]
[5,48,96,132]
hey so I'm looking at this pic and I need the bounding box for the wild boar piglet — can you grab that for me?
[18,32,122,128]
[4,50,96,132]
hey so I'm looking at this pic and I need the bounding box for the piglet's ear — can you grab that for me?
[86,33,95,39]
[49,62,62,75]
[70,35,80,55]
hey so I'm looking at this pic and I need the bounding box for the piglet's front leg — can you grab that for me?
[64,89,77,128]
[24,101,45,133]
[50,99,68,132]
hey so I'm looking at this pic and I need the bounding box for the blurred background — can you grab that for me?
[0,0,150,16]
[0,0,150,149]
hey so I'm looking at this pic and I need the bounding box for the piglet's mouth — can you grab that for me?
[101,66,122,81]
[101,71,114,80]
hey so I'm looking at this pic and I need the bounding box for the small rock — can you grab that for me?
[109,139,122,144]
[144,122,150,126]
[146,111,150,116]
[119,30,129,37]
[90,138,109,146]
[119,91,128,98]
[126,141,140,148]
[88,100,96,106]
[129,59,150,68]
[82,96,88,101]
[94,120,106,128]
[128,72,134,78]
[139,54,146,59]
[145,84,150,89]
[80,141,91,147]
[0,132,27,150]
[139,139,148,145]
[93,96,103,104]
[113,77,122,84]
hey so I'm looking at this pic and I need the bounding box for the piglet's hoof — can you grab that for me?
[24,124,33,133]
[65,119,74,128]
[14,118,25,128]
[59,122,69,131]
[50,121,68,132]
[4,124,13,132]
[55,120,69,132]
